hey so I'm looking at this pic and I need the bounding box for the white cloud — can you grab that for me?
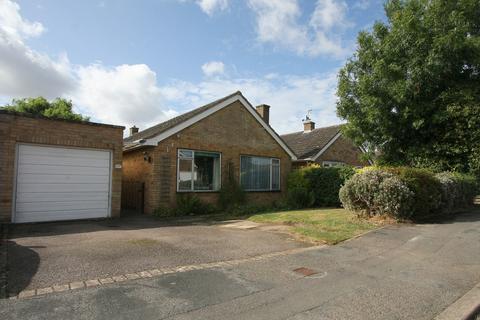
[160,71,340,134]
[0,0,343,134]
[196,0,229,15]
[247,0,351,58]
[0,0,74,98]
[353,0,370,10]
[0,0,45,41]
[201,61,225,77]
[73,64,177,129]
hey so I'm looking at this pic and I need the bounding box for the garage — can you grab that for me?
[13,145,112,223]
[0,110,124,223]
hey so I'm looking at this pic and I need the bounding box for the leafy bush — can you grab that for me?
[176,194,216,216]
[154,194,217,217]
[383,167,443,220]
[286,168,315,208]
[287,165,355,208]
[340,167,478,221]
[339,169,413,218]
[435,172,478,212]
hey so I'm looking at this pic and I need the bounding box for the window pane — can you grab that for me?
[272,161,280,190]
[178,158,192,190]
[241,156,271,190]
[194,152,220,191]
[179,150,193,159]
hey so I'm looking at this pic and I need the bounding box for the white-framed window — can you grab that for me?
[177,149,221,192]
[240,156,280,191]
[322,161,345,168]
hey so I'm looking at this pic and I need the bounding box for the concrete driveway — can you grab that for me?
[1,210,479,320]
[6,215,308,296]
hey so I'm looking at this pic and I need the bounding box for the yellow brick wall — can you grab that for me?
[0,112,124,222]
[122,101,292,214]
[316,135,367,167]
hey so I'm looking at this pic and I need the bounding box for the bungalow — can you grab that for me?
[122,91,296,214]
[281,116,368,169]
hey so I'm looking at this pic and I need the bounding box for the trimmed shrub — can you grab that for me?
[339,169,413,218]
[435,172,478,212]
[340,167,478,221]
[287,165,355,208]
[153,194,217,217]
[286,168,315,208]
[304,166,356,206]
[383,167,443,220]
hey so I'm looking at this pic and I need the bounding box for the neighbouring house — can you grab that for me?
[122,91,296,214]
[281,116,368,169]
[0,110,124,223]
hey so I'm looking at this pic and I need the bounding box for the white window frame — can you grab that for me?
[177,149,221,192]
[322,160,345,168]
[240,155,281,192]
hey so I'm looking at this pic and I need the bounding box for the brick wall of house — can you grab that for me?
[122,147,155,213]
[123,101,292,214]
[0,111,124,222]
[315,135,366,167]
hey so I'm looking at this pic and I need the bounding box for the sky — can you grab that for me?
[0,0,387,134]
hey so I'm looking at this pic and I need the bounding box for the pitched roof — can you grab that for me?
[281,124,343,160]
[123,91,297,159]
[124,91,240,143]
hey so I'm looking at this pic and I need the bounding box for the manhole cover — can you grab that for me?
[293,267,318,277]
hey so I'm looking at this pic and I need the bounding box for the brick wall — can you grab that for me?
[122,101,292,214]
[315,135,367,167]
[0,112,124,222]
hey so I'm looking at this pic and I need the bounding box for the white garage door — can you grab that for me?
[14,144,112,223]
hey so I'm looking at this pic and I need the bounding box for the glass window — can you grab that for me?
[322,161,345,168]
[178,149,220,191]
[240,156,280,191]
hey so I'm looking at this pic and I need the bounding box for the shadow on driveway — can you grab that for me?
[5,241,40,298]
[9,214,241,240]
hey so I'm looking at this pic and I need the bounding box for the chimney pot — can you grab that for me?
[256,104,270,124]
[130,126,139,136]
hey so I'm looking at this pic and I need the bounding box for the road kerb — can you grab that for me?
[434,282,480,320]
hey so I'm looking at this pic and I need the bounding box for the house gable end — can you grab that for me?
[141,94,297,160]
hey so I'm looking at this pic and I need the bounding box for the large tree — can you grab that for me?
[337,0,480,174]
[1,97,89,122]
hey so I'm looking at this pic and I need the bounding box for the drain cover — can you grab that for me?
[293,267,318,277]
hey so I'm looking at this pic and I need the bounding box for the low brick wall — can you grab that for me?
[0,111,124,222]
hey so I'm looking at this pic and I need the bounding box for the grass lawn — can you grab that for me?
[247,208,382,244]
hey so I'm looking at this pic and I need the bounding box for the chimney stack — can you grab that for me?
[303,111,315,132]
[129,126,139,136]
[255,104,270,124]
[303,120,315,132]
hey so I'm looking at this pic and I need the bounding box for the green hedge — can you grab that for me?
[339,167,478,221]
[287,165,355,208]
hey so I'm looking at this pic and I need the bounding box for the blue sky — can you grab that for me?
[0,0,386,134]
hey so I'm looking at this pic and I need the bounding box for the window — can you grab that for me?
[177,149,221,192]
[240,156,280,191]
[322,161,345,168]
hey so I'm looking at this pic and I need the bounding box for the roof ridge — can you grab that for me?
[281,123,343,137]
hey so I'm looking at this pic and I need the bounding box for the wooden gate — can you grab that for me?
[121,181,145,214]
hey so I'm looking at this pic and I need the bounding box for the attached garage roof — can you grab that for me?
[281,125,343,160]
[0,109,124,129]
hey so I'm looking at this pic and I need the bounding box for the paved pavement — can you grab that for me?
[6,215,307,295]
[1,211,480,320]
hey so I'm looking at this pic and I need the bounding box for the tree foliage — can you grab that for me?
[337,0,480,174]
[1,97,89,121]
